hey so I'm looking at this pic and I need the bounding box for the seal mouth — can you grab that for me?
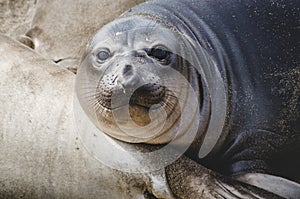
[94,81,179,127]
[96,82,167,110]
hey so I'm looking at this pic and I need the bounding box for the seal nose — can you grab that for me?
[117,64,140,89]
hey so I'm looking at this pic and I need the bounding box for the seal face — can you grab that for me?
[76,16,204,144]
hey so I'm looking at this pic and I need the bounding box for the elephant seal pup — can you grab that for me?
[76,0,300,198]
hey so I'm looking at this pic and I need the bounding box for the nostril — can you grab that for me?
[123,64,132,75]
[143,190,158,199]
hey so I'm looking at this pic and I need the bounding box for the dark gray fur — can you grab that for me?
[121,0,300,181]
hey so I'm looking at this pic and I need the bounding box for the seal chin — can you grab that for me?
[94,87,181,144]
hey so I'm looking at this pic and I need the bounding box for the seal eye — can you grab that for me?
[96,49,110,63]
[148,46,171,64]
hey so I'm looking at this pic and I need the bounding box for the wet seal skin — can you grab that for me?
[75,0,300,198]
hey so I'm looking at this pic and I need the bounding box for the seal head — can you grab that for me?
[76,16,204,145]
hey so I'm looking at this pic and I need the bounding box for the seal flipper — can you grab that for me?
[165,156,283,199]
[235,173,300,199]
